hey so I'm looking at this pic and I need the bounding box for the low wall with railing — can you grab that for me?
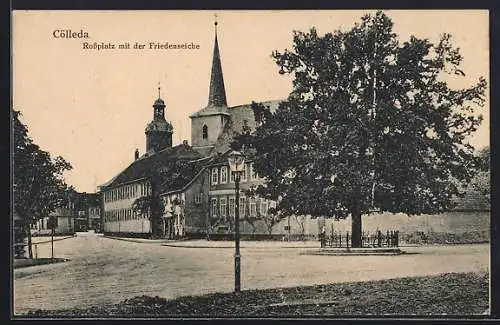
[320,230,399,248]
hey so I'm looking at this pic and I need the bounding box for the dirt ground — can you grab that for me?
[13,233,489,314]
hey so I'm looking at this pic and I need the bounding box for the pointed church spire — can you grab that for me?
[208,15,227,107]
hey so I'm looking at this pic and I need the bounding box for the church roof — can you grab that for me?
[103,143,203,189]
[190,104,231,118]
[190,20,229,118]
[192,146,217,157]
[207,23,227,108]
[153,98,165,107]
[208,100,282,154]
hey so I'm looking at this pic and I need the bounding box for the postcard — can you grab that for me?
[12,10,490,318]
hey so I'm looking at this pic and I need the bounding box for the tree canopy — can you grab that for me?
[245,11,486,247]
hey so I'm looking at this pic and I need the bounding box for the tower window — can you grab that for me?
[202,125,208,139]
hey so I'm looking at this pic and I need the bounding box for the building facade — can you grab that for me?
[99,19,282,239]
[32,190,102,235]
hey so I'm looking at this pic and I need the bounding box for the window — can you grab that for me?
[211,198,218,217]
[239,197,246,217]
[220,166,228,184]
[241,165,247,182]
[249,198,257,217]
[194,193,203,204]
[230,169,245,183]
[261,200,268,215]
[202,125,208,139]
[229,197,235,217]
[220,197,227,218]
[211,167,219,185]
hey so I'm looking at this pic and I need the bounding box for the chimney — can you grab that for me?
[134,148,139,160]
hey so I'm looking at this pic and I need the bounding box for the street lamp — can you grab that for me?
[227,150,245,293]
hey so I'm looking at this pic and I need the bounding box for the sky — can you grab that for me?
[12,10,489,193]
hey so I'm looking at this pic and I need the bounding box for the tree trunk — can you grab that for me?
[26,222,33,259]
[351,202,362,248]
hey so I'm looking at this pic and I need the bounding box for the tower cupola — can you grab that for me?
[145,85,174,154]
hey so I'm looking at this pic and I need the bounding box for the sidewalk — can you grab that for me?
[102,235,174,244]
[161,240,320,249]
[103,235,320,248]
[31,235,75,245]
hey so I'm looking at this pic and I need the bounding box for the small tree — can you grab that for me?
[262,207,282,236]
[294,215,306,240]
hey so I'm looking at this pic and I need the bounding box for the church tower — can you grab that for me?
[145,86,174,154]
[189,17,230,148]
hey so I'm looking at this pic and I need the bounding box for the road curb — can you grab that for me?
[103,235,187,245]
[161,243,320,249]
[31,236,75,245]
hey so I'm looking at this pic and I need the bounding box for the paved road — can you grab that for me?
[13,233,489,314]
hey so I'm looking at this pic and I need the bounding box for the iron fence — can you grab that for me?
[320,230,399,248]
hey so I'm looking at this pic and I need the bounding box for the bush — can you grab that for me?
[14,224,26,259]
[401,231,489,245]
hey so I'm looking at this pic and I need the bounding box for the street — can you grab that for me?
[13,233,489,314]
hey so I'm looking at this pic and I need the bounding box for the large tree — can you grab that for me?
[13,110,72,258]
[247,11,486,247]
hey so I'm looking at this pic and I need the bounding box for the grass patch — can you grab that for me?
[22,272,488,317]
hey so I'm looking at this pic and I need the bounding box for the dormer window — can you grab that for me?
[202,125,208,139]
[220,166,228,184]
[211,167,219,185]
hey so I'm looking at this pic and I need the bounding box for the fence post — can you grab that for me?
[346,231,349,248]
[34,244,38,259]
[386,230,390,247]
[395,230,399,247]
[339,233,342,248]
[377,230,382,247]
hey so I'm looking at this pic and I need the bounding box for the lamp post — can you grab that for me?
[227,150,245,293]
